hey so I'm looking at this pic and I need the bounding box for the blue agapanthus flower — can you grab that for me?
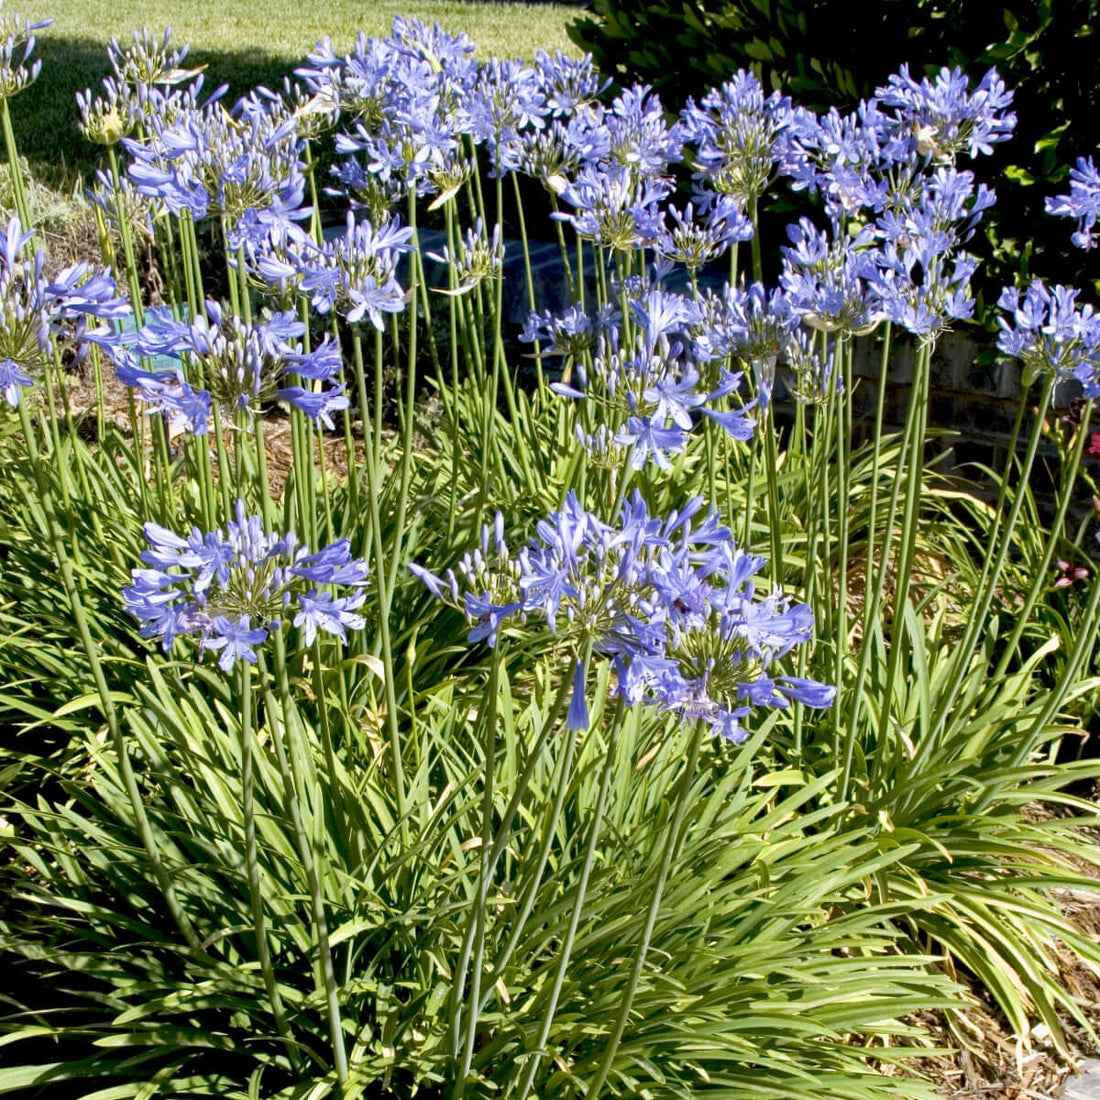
[544,282,757,469]
[79,27,217,146]
[411,493,834,741]
[0,216,128,408]
[875,64,1016,163]
[655,197,754,272]
[679,70,795,210]
[0,7,51,102]
[534,50,607,118]
[301,19,477,211]
[1046,157,1100,251]
[123,500,369,670]
[997,280,1100,397]
[106,298,345,431]
[780,218,881,336]
[257,211,413,329]
[125,87,309,248]
[554,163,670,252]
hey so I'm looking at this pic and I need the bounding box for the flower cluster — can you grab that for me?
[299,19,478,211]
[1046,157,1100,251]
[109,299,347,432]
[426,218,504,295]
[0,5,51,103]
[411,493,834,741]
[125,91,307,249]
[656,197,754,272]
[544,283,758,468]
[77,27,215,146]
[123,501,370,670]
[875,65,1016,163]
[782,65,1014,217]
[257,210,413,329]
[679,71,796,210]
[0,217,128,408]
[996,281,1100,397]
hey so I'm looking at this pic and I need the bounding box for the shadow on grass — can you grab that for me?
[9,35,314,186]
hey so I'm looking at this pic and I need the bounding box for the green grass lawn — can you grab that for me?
[11,0,580,183]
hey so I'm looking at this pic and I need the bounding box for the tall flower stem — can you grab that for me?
[749,197,763,284]
[833,337,854,693]
[450,663,578,1051]
[549,194,578,302]
[290,296,319,552]
[513,173,544,394]
[443,201,462,541]
[475,669,581,1018]
[383,191,422,604]
[107,146,144,329]
[875,339,932,747]
[237,662,296,1065]
[515,704,628,1100]
[453,646,503,1100]
[303,138,324,244]
[350,325,409,830]
[763,398,784,586]
[840,343,922,803]
[17,397,201,951]
[582,719,704,1100]
[235,243,253,325]
[1,99,31,229]
[994,397,1095,679]
[936,373,1055,723]
[262,641,349,1087]
[743,431,757,549]
[39,354,73,518]
[330,312,360,518]
[835,324,889,775]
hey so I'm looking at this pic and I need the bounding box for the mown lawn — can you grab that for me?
[12,0,580,183]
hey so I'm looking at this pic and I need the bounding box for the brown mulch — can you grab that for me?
[918,806,1100,1099]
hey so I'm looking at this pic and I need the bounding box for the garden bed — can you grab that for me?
[2,10,1100,1100]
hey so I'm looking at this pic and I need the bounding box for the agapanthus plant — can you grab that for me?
[412,492,833,741]
[0,4,50,103]
[876,64,1016,165]
[693,281,799,405]
[257,210,414,329]
[1046,156,1100,251]
[534,49,607,119]
[462,58,548,176]
[0,216,128,408]
[780,217,881,336]
[122,500,369,669]
[997,280,1100,397]
[109,298,347,431]
[778,325,843,406]
[546,284,757,469]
